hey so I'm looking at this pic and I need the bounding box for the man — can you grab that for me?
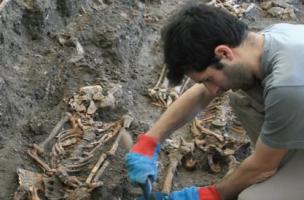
[125,3,304,200]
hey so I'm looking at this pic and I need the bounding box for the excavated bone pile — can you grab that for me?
[14,84,133,200]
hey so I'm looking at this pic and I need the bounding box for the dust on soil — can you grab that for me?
[1,0,304,199]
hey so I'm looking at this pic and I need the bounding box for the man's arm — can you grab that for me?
[146,83,215,142]
[216,137,288,200]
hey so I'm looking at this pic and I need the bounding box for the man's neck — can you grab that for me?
[238,32,265,79]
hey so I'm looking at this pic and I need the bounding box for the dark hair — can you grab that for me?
[161,3,248,85]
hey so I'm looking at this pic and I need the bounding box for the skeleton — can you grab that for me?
[148,64,191,108]
[190,93,251,174]
[15,84,133,199]
[159,93,251,194]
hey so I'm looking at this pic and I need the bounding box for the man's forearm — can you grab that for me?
[215,155,277,200]
[216,138,288,200]
[146,84,214,142]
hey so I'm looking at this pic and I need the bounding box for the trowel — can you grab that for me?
[137,177,153,200]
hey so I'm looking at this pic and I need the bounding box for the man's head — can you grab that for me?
[162,3,253,94]
[187,61,256,95]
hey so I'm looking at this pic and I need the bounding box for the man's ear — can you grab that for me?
[214,45,234,61]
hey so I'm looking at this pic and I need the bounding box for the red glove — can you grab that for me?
[149,185,221,200]
[131,134,159,157]
[125,134,160,184]
[199,185,221,200]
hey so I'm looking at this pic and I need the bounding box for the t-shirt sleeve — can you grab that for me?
[261,87,304,149]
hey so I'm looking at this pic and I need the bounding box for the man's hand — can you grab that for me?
[125,134,160,184]
[138,186,221,200]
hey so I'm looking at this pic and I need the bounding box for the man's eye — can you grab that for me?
[198,77,212,84]
[204,77,212,82]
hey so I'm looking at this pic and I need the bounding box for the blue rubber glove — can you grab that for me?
[137,186,221,200]
[125,134,160,184]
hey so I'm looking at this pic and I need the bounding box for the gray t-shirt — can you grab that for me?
[260,23,304,149]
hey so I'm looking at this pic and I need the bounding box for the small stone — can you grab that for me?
[87,100,97,115]
[260,1,273,10]
[267,7,285,17]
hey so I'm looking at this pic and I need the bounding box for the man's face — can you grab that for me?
[187,61,255,95]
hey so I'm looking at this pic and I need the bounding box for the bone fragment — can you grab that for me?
[120,127,133,150]
[196,122,224,142]
[87,100,97,115]
[154,64,167,89]
[93,116,133,182]
[86,153,107,184]
[0,0,11,12]
[27,150,53,172]
[162,152,183,193]
[14,168,44,200]
[207,153,221,173]
[179,77,191,94]
[89,121,122,154]
[43,176,65,200]
[69,39,85,63]
[86,115,133,184]
[148,64,191,108]
[40,113,71,151]
[225,155,240,177]
[56,165,82,188]
[92,159,110,183]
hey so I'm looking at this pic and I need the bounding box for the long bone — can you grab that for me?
[154,64,167,89]
[86,115,133,184]
[41,113,71,150]
[27,113,71,173]
[162,138,194,193]
[33,113,71,154]
[162,152,183,193]
[27,149,53,172]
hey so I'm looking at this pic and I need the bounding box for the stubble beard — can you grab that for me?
[223,62,256,91]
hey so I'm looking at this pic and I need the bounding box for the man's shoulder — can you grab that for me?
[262,23,300,32]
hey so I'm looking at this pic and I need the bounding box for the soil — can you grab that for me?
[1,0,304,199]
